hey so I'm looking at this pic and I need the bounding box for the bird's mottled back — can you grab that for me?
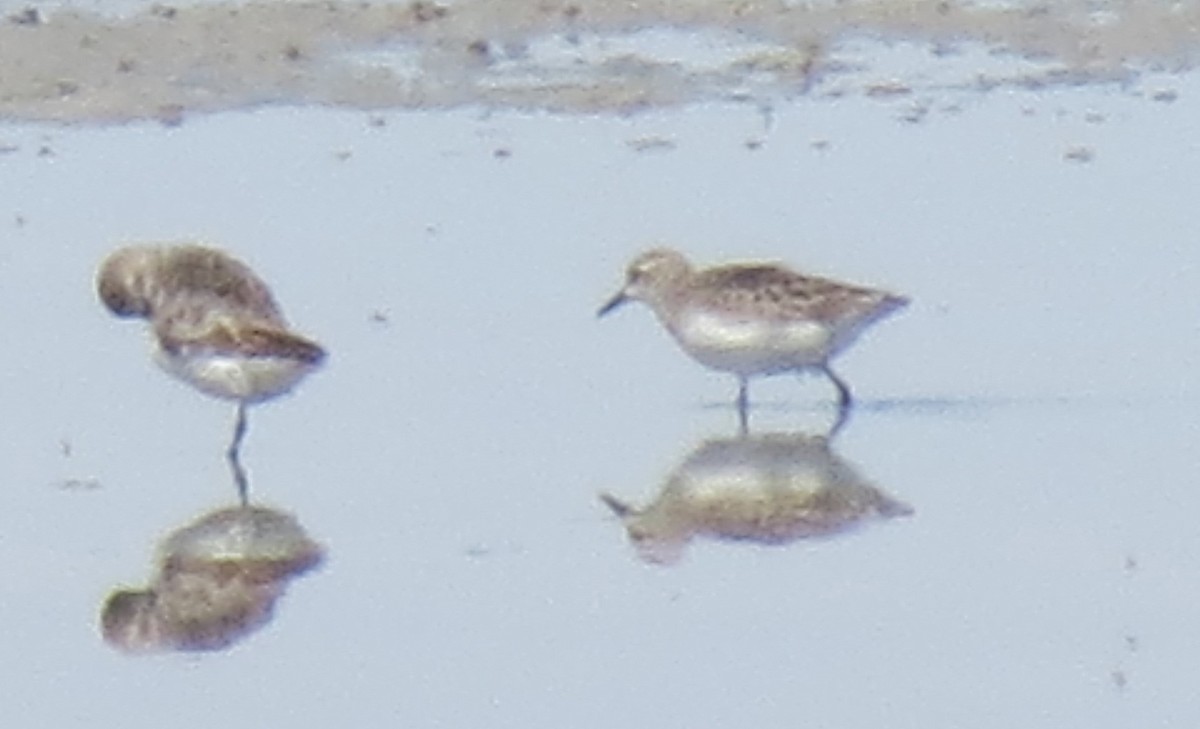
[96,244,285,324]
[689,262,907,328]
[155,245,284,323]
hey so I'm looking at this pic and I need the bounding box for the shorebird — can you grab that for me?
[598,247,907,434]
[97,243,326,503]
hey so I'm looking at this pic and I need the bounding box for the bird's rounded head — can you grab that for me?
[598,247,693,316]
[96,246,159,318]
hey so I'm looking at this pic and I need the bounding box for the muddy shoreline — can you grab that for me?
[0,0,1196,125]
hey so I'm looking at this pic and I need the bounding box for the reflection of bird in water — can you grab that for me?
[598,248,907,434]
[97,243,326,503]
[100,505,324,653]
[601,432,912,565]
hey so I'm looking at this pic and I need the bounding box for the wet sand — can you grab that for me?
[0,0,1197,124]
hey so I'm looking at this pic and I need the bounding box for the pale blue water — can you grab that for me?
[0,62,1198,727]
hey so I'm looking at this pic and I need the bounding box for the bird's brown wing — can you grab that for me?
[156,314,327,365]
[690,264,895,322]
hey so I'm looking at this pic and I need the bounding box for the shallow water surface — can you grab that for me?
[0,24,1199,727]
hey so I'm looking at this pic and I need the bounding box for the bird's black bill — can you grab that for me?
[597,291,629,317]
[599,492,634,517]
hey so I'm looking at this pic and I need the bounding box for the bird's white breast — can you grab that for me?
[153,346,316,403]
[669,310,833,375]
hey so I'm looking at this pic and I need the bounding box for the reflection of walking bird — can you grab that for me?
[97,243,326,502]
[598,248,907,433]
[601,432,912,565]
[100,505,324,653]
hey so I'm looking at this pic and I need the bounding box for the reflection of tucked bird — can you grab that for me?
[97,243,326,502]
[601,432,912,565]
[598,248,907,433]
[100,505,324,653]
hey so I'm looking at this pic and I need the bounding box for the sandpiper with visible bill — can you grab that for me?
[97,243,326,502]
[598,247,907,434]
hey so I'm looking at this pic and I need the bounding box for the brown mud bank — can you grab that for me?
[1,0,1197,124]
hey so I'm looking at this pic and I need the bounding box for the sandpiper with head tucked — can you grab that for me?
[97,243,326,502]
[598,247,907,434]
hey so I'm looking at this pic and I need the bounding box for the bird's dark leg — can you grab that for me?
[822,364,853,438]
[736,377,750,437]
[227,402,250,506]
